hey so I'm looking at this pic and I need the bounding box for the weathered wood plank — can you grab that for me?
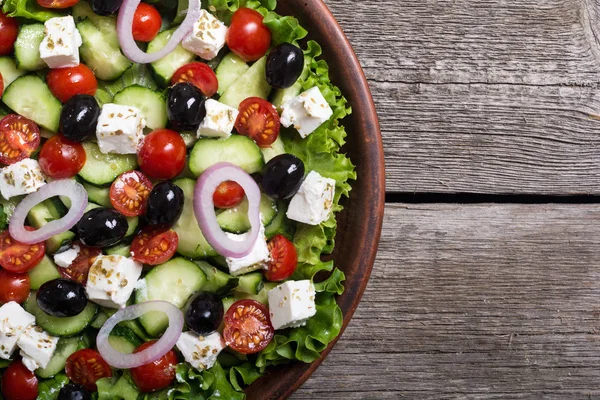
[294,203,600,399]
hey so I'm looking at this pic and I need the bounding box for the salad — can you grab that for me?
[0,0,356,398]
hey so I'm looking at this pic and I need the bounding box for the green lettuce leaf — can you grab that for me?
[294,261,346,295]
[229,362,262,391]
[263,12,308,46]
[0,206,7,230]
[96,371,140,400]
[37,374,69,400]
[205,0,275,23]
[2,0,65,22]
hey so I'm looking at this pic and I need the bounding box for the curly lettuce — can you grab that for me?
[36,374,69,400]
[2,0,65,22]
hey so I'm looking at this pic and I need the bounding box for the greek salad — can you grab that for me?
[0,0,356,398]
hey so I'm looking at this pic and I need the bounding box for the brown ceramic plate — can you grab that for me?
[245,1,385,399]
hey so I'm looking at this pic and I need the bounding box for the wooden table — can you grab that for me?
[293,0,600,398]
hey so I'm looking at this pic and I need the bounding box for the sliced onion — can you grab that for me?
[8,180,87,244]
[194,162,261,258]
[117,0,200,64]
[97,301,184,369]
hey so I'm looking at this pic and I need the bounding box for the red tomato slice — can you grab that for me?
[46,64,98,103]
[65,349,112,392]
[0,229,45,273]
[130,341,178,393]
[130,227,178,266]
[235,97,280,147]
[0,12,18,56]
[38,134,86,179]
[226,8,271,62]
[0,115,41,166]
[0,268,30,304]
[213,180,245,209]
[171,62,218,97]
[223,299,274,354]
[36,0,80,8]
[58,242,102,285]
[1,361,38,400]
[110,170,153,217]
[132,3,161,42]
[265,234,298,281]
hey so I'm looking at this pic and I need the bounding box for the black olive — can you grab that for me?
[145,181,185,228]
[184,291,224,335]
[60,95,100,143]
[58,384,92,400]
[261,154,305,199]
[90,0,124,15]
[37,279,87,318]
[265,43,305,89]
[167,83,206,131]
[76,208,128,248]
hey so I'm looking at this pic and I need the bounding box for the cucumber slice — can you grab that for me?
[135,258,207,336]
[108,326,142,354]
[195,261,238,295]
[90,308,111,329]
[173,178,217,258]
[105,243,131,257]
[78,142,138,186]
[219,56,271,109]
[234,281,277,305]
[236,272,264,295]
[264,200,296,240]
[72,1,119,47]
[81,181,111,208]
[24,293,98,337]
[260,135,286,163]
[217,194,277,234]
[27,200,75,253]
[14,24,46,71]
[0,57,25,87]
[78,19,131,81]
[189,135,264,176]
[28,255,61,290]
[113,85,167,130]
[215,52,249,96]
[95,64,158,106]
[2,75,62,132]
[35,336,81,378]
[149,29,195,86]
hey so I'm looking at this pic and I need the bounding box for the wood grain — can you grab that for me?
[294,203,600,399]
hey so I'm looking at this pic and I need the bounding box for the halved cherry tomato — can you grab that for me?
[36,0,80,8]
[130,341,178,393]
[0,12,18,56]
[0,115,41,165]
[0,73,4,97]
[47,64,98,103]
[0,229,45,273]
[110,170,153,217]
[58,242,102,285]
[226,8,271,62]
[223,299,274,354]
[132,3,161,42]
[0,268,30,304]
[38,134,86,178]
[1,360,38,400]
[235,97,280,147]
[137,129,187,180]
[130,227,178,266]
[265,234,298,281]
[171,62,218,97]
[65,349,112,392]
[213,181,245,209]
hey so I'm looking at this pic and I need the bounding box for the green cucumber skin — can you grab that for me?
[14,24,46,71]
[215,52,249,96]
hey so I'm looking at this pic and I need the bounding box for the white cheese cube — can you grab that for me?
[267,280,317,330]
[0,159,46,200]
[197,99,239,138]
[286,171,335,225]
[86,255,143,309]
[53,245,80,268]
[17,325,59,371]
[96,104,146,155]
[182,10,228,60]
[0,302,36,360]
[176,331,225,371]
[39,16,83,69]
[280,87,333,138]
[225,223,270,276]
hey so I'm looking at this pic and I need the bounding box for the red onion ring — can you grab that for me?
[117,0,200,64]
[193,163,261,258]
[8,180,87,244]
[96,301,184,369]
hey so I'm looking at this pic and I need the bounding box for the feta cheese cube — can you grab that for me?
[280,87,333,138]
[0,159,46,200]
[86,255,143,309]
[225,223,270,276]
[176,331,225,371]
[182,10,228,60]
[39,16,83,69]
[53,245,80,268]
[267,280,317,330]
[17,325,59,371]
[286,171,335,225]
[0,302,36,360]
[96,104,146,155]
[197,99,239,138]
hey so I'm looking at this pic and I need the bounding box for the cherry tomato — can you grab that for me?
[213,181,245,209]
[38,135,86,179]
[65,349,112,392]
[47,64,98,103]
[0,12,18,56]
[1,361,38,400]
[235,97,280,147]
[0,268,30,304]
[137,129,187,180]
[0,115,41,166]
[110,170,153,217]
[130,341,178,393]
[36,0,80,8]
[0,73,4,97]
[265,234,298,281]
[226,8,271,62]
[223,299,274,354]
[171,62,218,97]
[0,229,45,273]
[58,242,102,285]
[130,227,178,266]
[131,3,161,42]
